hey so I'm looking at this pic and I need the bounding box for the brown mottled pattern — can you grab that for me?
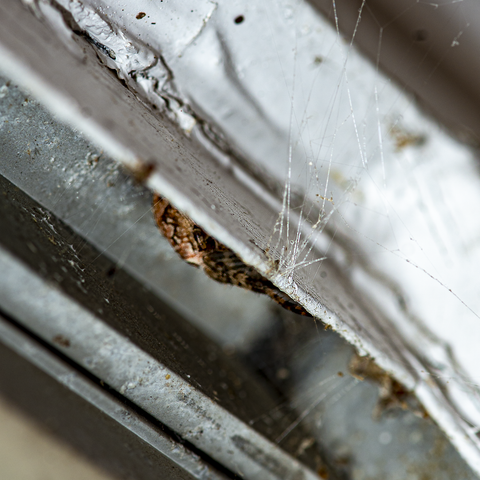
[153,195,311,316]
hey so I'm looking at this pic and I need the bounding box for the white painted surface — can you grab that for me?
[3,0,480,474]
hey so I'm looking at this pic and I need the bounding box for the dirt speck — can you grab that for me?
[52,335,71,348]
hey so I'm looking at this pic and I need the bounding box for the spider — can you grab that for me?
[153,195,310,316]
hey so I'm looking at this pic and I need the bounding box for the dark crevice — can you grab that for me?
[0,308,239,479]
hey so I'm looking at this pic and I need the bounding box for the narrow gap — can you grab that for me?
[0,308,239,480]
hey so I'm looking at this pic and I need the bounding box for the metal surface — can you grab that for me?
[2,73,478,479]
[0,0,410,363]
[0,173,325,480]
[258,319,480,480]
[0,76,274,350]
[2,0,480,476]
[0,315,229,480]
[0,0,426,409]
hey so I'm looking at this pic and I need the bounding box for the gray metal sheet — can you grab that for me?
[2,0,480,475]
[0,316,230,480]
[0,173,325,480]
[0,0,417,403]
[3,71,478,480]
[0,75,274,349]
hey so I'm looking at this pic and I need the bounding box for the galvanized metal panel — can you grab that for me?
[2,0,480,475]
[0,173,325,479]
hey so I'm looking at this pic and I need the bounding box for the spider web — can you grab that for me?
[232,0,480,472]
[3,0,480,475]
